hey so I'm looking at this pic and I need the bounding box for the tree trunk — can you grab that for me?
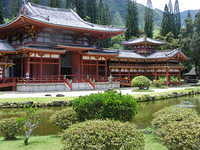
[24,137,29,145]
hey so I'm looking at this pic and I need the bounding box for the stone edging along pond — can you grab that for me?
[136,88,200,102]
[0,88,200,108]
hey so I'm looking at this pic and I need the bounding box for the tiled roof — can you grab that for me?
[184,67,197,76]
[122,37,165,45]
[147,49,181,59]
[104,49,183,59]
[18,2,125,32]
[0,40,16,51]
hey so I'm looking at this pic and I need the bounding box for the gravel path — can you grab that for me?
[0,87,188,99]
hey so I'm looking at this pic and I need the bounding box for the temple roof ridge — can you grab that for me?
[122,37,166,45]
[0,1,125,35]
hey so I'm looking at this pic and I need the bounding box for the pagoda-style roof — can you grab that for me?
[17,45,66,54]
[97,49,187,61]
[83,50,118,57]
[122,37,166,46]
[0,2,125,39]
[184,67,197,76]
[0,40,16,53]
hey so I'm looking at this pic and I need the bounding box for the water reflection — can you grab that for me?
[0,95,200,135]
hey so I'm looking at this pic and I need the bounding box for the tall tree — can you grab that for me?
[97,0,112,48]
[161,4,172,36]
[191,11,200,76]
[31,0,41,4]
[185,11,194,37]
[50,0,60,7]
[168,0,173,14]
[174,0,181,37]
[65,0,74,8]
[74,0,85,19]
[144,0,154,38]
[85,0,98,23]
[10,0,21,17]
[40,0,49,6]
[0,0,4,24]
[125,0,139,40]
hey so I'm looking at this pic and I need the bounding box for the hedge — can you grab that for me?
[61,120,145,150]
[73,90,138,121]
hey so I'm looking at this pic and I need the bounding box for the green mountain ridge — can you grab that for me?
[106,0,198,28]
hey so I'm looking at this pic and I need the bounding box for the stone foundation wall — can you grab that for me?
[17,83,70,92]
[16,82,120,92]
[95,82,120,90]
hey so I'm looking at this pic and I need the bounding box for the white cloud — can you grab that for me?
[136,0,200,12]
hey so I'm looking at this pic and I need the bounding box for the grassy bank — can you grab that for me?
[134,87,200,102]
[0,87,200,104]
[0,97,74,103]
[0,134,167,150]
[0,136,61,150]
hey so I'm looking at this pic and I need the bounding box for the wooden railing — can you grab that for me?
[0,78,17,89]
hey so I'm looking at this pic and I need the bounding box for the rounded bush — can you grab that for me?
[0,118,21,140]
[73,90,138,121]
[151,80,164,88]
[61,120,145,150]
[159,119,200,150]
[50,108,79,130]
[152,106,198,129]
[131,76,151,90]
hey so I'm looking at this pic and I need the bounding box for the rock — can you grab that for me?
[56,94,65,97]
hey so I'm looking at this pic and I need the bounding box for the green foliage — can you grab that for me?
[170,76,179,82]
[152,106,198,129]
[73,90,138,122]
[152,80,164,88]
[18,107,40,145]
[50,108,79,130]
[0,118,21,140]
[61,120,145,150]
[131,76,151,90]
[0,0,3,24]
[174,0,181,37]
[144,0,154,38]
[158,119,200,150]
[125,0,139,40]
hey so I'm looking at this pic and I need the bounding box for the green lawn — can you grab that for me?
[0,136,62,150]
[145,134,167,150]
[0,97,74,103]
[0,134,167,150]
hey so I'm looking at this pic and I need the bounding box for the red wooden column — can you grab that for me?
[105,57,108,80]
[72,52,81,80]
[40,55,43,78]
[96,56,99,81]
[24,57,30,78]
[21,57,24,77]
[166,66,170,86]
[58,56,61,76]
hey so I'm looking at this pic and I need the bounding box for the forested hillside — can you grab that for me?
[1,0,198,28]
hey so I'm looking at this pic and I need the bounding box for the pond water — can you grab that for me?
[0,95,200,136]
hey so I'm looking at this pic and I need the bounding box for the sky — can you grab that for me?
[136,0,200,12]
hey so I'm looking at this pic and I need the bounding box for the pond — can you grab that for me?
[0,95,200,136]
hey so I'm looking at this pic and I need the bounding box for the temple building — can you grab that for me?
[0,2,187,91]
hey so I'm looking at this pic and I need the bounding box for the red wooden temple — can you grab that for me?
[0,2,187,91]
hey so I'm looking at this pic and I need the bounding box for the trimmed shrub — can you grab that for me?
[0,118,21,140]
[61,120,145,150]
[131,76,151,90]
[152,80,165,88]
[152,106,198,129]
[50,108,79,130]
[158,119,200,150]
[73,90,137,121]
